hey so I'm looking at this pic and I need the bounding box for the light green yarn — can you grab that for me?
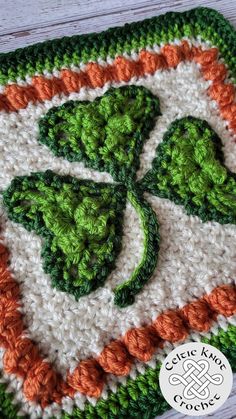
[142,116,236,224]
[38,85,161,183]
[3,171,126,299]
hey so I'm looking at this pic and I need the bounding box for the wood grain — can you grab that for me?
[0,1,236,418]
[161,374,236,419]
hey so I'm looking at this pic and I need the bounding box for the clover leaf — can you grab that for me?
[3,171,127,299]
[5,88,235,309]
[38,86,160,183]
[141,116,236,224]
[4,86,161,307]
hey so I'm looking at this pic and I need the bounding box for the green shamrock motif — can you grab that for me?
[3,86,160,307]
[38,85,160,183]
[4,86,236,308]
[141,116,236,224]
[3,173,127,300]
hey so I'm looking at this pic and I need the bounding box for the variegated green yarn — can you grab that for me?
[3,171,126,299]
[1,324,236,419]
[142,116,236,224]
[1,325,236,419]
[61,325,236,419]
[1,8,236,84]
[0,382,22,419]
[5,110,236,306]
[1,5,236,419]
[3,86,161,307]
[38,86,161,183]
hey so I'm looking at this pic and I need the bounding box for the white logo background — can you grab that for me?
[159,342,233,416]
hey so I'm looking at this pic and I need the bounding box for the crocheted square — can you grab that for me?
[0,6,236,418]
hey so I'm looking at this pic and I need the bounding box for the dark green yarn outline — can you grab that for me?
[141,116,236,225]
[3,172,160,308]
[1,8,236,84]
[114,188,159,307]
[3,170,127,300]
[7,85,161,308]
[3,169,160,307]
[1,6,236,418]
[38,86,161,184]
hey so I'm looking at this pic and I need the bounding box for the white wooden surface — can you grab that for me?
[0,1,236,418]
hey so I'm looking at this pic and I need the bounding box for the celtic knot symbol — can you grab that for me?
[169,359,223,400]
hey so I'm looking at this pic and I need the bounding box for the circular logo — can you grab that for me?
[159,342,233,416]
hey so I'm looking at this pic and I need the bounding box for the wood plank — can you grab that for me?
[0,0,157,34]
[161,374,236,419]
[0,0,236,418]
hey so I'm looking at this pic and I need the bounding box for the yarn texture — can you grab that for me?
[1,6,236,419]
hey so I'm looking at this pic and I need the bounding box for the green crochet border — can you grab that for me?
[0,7,236,84]
[1,5,236,418]
[0,383,21,419]
[1,324,236,419]
[61,324,236,419]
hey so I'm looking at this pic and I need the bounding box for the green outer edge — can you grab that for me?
[61,324,236,419]
[114,188,160,307]
[1,324,236,418]
[0,382,22,418]
[1,5,236,417]
[1,7,236,84]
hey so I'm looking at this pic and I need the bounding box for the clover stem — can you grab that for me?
[114,186,160,308]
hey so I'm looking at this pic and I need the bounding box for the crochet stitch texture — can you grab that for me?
[1,6,236,419]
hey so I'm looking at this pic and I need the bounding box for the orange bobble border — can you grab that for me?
[0,41,236,137]
[0,233,236,407]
